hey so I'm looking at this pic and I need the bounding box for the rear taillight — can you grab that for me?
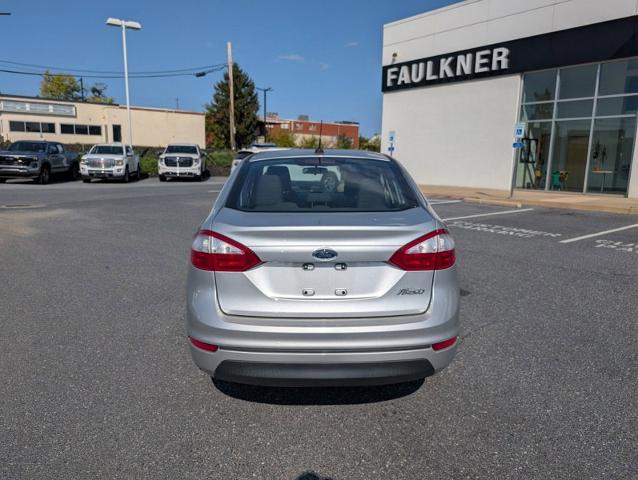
[189,337,218,352]
[432,336,457,351]
[191,229,262,272]
[388,229,455,271]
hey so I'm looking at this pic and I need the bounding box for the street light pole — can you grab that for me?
[257,87,272,140]
[106,17,141,149]
[120,22,133,148]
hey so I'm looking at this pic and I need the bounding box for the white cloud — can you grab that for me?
[278,54,304,62]
[345,41,359,48]
[319,62,330,70]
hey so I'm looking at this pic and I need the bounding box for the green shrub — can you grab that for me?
[209,150,234,167]
[139,154,158,176]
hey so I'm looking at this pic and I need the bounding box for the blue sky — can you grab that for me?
[0,0,459,136]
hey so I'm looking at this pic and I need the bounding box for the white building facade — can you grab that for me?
[382,0,638,198]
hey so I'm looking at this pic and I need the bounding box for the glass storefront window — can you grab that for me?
[556,100,594,118]
[522,70,557,103]
[520,103,554,121]
[586,117,636,194]
[516,59,638,196]
[596,96,638,116]
[599,59,638,96]
[559,64,597,99]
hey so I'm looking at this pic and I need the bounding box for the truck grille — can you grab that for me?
[0,156,34,166]
[164,156,193,167]
[87,158,115,168]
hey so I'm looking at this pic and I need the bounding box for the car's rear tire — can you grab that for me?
[82,178,91,184]
[136,163,141,180]
[122,166,130,183]
[159,175,166,182]
[68,162,80,181]
[0,178,7,183]
[35,165,50,185]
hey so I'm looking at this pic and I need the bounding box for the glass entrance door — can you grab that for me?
[515,122,552,189]
[550,120,591,192]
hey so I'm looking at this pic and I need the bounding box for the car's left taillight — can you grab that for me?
[388,229,455,271]
[191,229,262,272]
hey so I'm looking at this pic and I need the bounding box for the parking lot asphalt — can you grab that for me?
[1,178,637,480]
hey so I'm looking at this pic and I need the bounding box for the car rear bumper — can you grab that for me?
[186,267,460,386]
[189,344,455,386]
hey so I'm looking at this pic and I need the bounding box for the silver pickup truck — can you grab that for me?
[0,140,80,184]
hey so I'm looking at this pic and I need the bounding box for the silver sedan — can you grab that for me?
[187,149,459,386]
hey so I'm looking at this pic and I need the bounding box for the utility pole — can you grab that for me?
[227,41,237,151]
[256,87,273,140]
[79,77,85,101]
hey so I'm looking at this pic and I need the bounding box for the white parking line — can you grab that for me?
[559,223,638,244]
[442,208,534,222]
[429,200,463,205]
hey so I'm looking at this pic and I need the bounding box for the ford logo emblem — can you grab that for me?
[312,248,338,261]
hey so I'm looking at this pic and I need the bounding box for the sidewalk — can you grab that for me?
[420,185,638,215]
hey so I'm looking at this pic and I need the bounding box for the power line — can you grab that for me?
[0,59,226,76]
[0,65,226,79]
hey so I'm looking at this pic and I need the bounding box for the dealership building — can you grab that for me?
[0,94,205,148]
[382,0,638,198]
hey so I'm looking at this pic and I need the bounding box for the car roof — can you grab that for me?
[93,143,125,147]
[248,149,390,162]
[166,143,198,146]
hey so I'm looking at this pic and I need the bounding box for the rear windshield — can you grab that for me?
[8,142,46,152]
[226,157,419,212]
[90,146,124,155]
[165,145,198,154]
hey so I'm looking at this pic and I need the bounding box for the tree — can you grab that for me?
[40,71,81,100]
[205,64,259,149]
[86,83,115,104]
[335,134,353,149]
[359,135,381,152]
[298,136,319,149]
[270,129,297,147]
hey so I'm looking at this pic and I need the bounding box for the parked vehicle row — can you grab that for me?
[0,140,210,185]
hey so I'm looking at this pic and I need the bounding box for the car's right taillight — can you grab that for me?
[191,229,262,272]
[388,229,455,271]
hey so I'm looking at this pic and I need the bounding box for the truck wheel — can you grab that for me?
[122,166,130,183]
[35,165,50,185]
[159,175,166,182]
[68,163,80,181]
[0,178,6,183]
[82,178,91,183]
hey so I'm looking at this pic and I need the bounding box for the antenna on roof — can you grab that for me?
[315,121,324,154]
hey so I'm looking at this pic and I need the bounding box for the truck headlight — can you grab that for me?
[80,157,88,165]
[192,158,200,165]
[115,159,124,166]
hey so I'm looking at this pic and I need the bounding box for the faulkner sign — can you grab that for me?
[382,15,638,92]
[385,47,510,90]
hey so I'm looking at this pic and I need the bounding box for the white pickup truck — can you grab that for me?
[80,143,141,183]
[158,144,206,181]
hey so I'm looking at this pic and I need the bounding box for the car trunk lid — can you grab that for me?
[211,207,438,318]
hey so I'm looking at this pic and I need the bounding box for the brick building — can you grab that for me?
[265,115,359,149]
